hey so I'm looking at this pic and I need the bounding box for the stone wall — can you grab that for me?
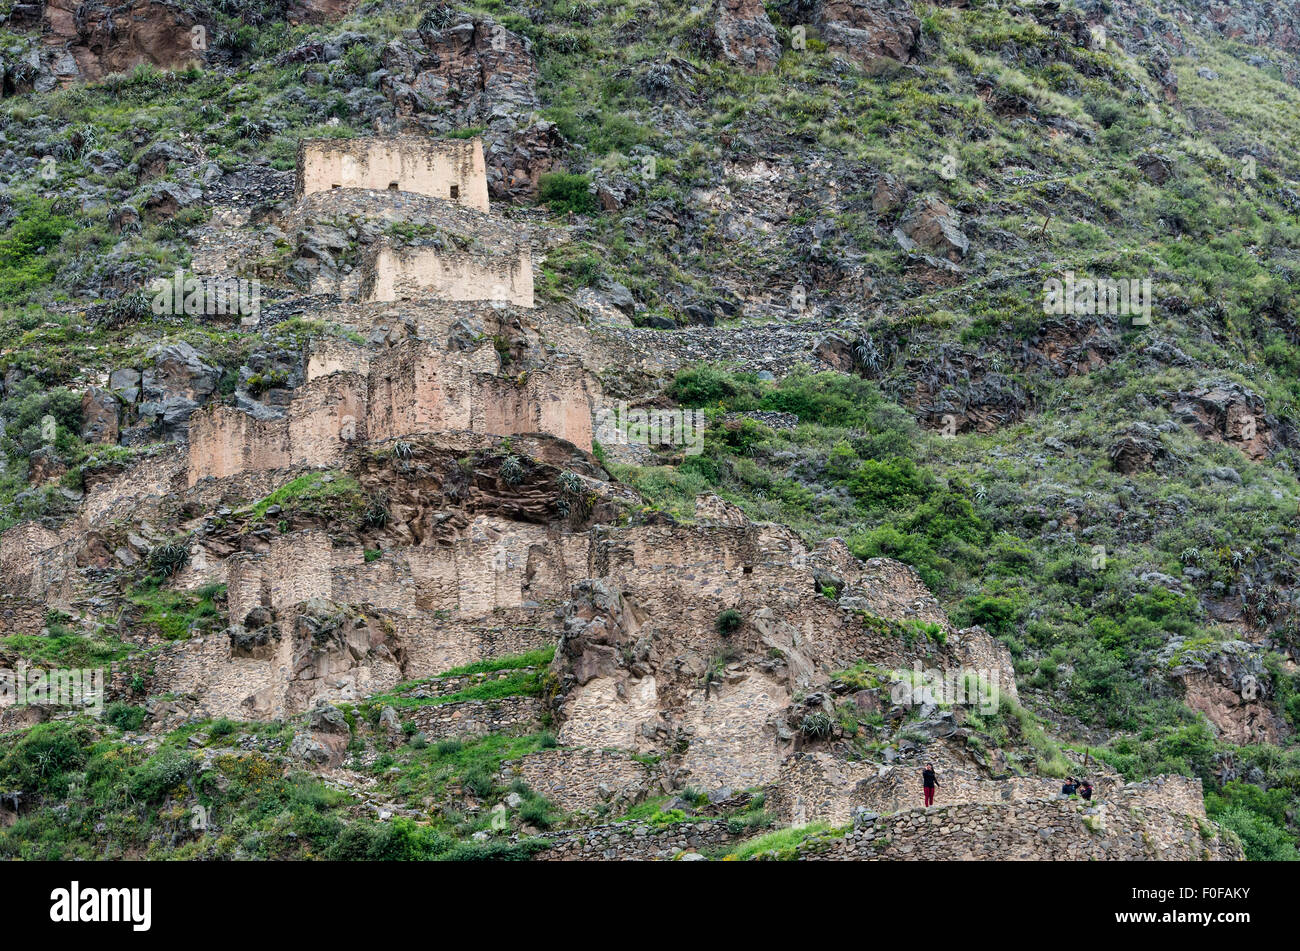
[0,533,81,608]
[80,446,188,527]
[404,696,544,740]
[296,136,490,211]
[765,753,879,826]
[790,798,1242,861]
[306,337,370,381]
[0,523,62,596]
[187,373,364,486]
[398,615,556,679]
[0,595,45,636]
[187,342,596,485]
[149,592,405,718]
[500,748,651,814]
[362,244,534,308]
[522,818,745,860]
[768,748,1209,828]
[679,672,790,789]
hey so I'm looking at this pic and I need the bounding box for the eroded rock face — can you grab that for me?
[253,598,406,716]
[39,0,203,84]
[140,341,220,441]
[1173,381,1282,461]
[541,526,1015,792]
[1167,641,1283,745]
[80,387,121,445]
[1109,423,1165,474]
[1029,316,1118,378]
[896,195,969,261]
[713,0,781,73]
[872,172,909,216]
[380,16,562,201]
[816,0,921,72]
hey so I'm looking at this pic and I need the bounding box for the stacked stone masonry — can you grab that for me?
[767,750,1208,827]
[403,696,544,740]
[521,819,744,861]
[798,799,1242,861]
[499,748,651,814]
[187,338,596,485]
[296,136,490,212]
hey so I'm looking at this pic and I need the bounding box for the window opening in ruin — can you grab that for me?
[449,184,460,200]
[388,181,399,191]
[331,184,341,189]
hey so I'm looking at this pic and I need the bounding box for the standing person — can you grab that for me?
[1061,776,1077,796]
[1079,780,1093,801]
[921,764,939,806]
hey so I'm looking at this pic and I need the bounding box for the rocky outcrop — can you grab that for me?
[380,16,562,202]
[872,172,909,216]
[80,387,121,445]
[1108,423,1166,474]
[37,0,204,84]
[713,0,781,73]
[1173,381,1286,461]
[139,341,220,441]
[1165,640,1285,745]
[816,0,921,72]
[895,195,969,261]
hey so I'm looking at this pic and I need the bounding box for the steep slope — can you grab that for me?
[0,0,1297,859]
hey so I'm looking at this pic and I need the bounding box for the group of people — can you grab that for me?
[1061,777,1093,800]
[917,765,1094,806]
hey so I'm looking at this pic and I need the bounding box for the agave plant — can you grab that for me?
[799,712,834,740]
[393,440,414,460]
[148,542,189,578]
[499,454,524,485]
[362,494,390,528]
[852,335,884,376]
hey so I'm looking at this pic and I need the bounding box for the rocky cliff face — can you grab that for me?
[380,15,564,201]
[18,0,203,86]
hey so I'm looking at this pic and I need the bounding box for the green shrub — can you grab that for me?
[103,703,147,732]
[463,765,493,798]
[127,748,195,803]
[715,608,743,636]
[0,722,91,794]
[1211,807,1299,861]
[538,172,597,215]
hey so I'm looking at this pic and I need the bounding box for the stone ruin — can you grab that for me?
[0,134,1242,860]
[287,137,536,306]
[296,136,491,211]
[360,242,534,307]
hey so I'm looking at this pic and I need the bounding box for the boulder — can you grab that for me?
[140,341,219,439]
[896,195,969,261]
[872,172,909,216]
[109,368,142,404]
[1172,381,1278,461]
[1108,423,1164,474]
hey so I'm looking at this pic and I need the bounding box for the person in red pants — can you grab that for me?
[921,764,939,806]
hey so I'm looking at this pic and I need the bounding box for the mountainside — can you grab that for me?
[0,0,1297,862]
